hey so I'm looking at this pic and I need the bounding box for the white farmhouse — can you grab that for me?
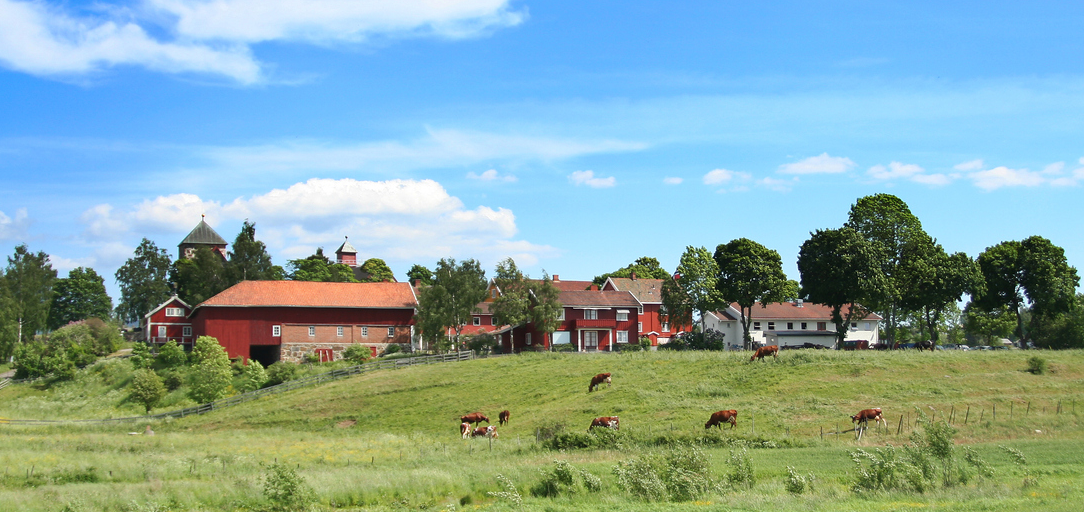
[704,300,881,350]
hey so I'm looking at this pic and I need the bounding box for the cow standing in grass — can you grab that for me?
[499,410,511,426]
[705,410,737,430]
[460,412,489,425]
[750,345,779,362]
[471,425,499,439]
[851,408,886,429]
[589,373,612,392]
[589,416,620,431]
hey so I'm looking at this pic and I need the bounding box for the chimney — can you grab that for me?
[796,298,804,308]
[414,279,422,287]
[590,284,598,291]
[553,274,560,282]
[631,271,637,280]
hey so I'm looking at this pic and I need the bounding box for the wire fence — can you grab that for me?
[0,351,475,426]
[0,379,10,392]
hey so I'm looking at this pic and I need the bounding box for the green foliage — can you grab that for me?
[414,258,488,349]
[160,370,184,391]
[156,339,187,368]
[798,227,887,348]
[405,264,433,286]
[1026,355,1048,375]
[529,271,563,346]
[358,257,395,282]
[130,368,166,413]
[264,361,299,386]
[490,258,531,344]
[464,332,498,354]
[342,344,371,364]
[592,256,671,287]
[785,466,815,494]
[715,238,792,349]
[238,359,268,392]
[660,329,726,351]
[726,446,755,489]
[612,455,667,502]
[171,246,228,306]
[383,343,402,355]
[13,340,75,380]
[1032,293,1084,349]
[187,336,232,403]
[2,244,57,349]
[852,415,976,493]
[114,238,172,325]
[12,321,112,379]
[301,353,320,364]
[48,267,113,330]
[531,459,602,497]
[640,336,652,350]
[669,246,724,334]
[898,235,981,346]
[486,474,522,506]
[225,220,283,285]
[288,248,358,282]
[544,428,623,450]
[999,445,1036,488]
[262,462,316,512]
[613,446,716,502]
[130,342,152,369]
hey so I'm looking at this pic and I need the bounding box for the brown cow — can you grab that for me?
[499,410,511,426]
[705,410,737,430]
[750,345,779,362]
[589,416,620,431]
[460,412,490,425]
[471,425,499,439]
[460,422,472,439]
[851,408,886,429]
[588,373,612,392]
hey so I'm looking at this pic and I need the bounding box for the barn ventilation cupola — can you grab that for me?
[335,237,358,267]
[179,215,228,260]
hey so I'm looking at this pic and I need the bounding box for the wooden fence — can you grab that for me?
[0,351,474,425]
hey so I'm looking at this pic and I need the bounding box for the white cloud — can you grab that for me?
[758,176,798,192]
[0,207,30,241]
[0,0,523,83]
[778,153,856,174]
[910,173,954,186]
[953,159,984,171]
[663,177,683,185]
[0,0,261,83]
[1049,165,1084,187]
[866,161,955,186]
[967,166,1046,191]
[1042,162,1065,175]
[467,169,517,182]
[702,168,751,185]
[568,170,616,188]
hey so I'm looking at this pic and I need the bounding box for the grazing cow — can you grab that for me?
[460,412,490,425]
[588,373,612,392]
[851,408,886,429]
[705,410,738,430]
[499,410,511,426]
[750,345,779,362]
[589,416,620,431]
[471,425,499,439]
[460,422,472,439]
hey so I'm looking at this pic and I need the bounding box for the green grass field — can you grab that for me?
[1,349,1082,511]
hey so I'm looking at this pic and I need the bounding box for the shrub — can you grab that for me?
[160,370,184,391]
[302,353,320,364]
[12,339,79,380]
[486,474,522,506]
[785,466,815,494]
[84,318,122,356]
[640,336,653,351]
[263,462,316,512]
[851,415,970,493]
[383,343,402,355]
[155,340,187,368]
[465,332,498,354]
[237,359,268,392]
[130,368,165,413]
[129,342,153,369]
[613,446,717,502]
[1026,356,1047,375]
[342,344,371,365]
[531,459,603,497]
[1000,446,1036,488]
[187,336,232,403]
[659,329,726,351]
[265,361,299,387]
[613,455,667,502]
[726,447,755,489]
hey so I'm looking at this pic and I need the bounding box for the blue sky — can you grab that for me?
[1,1,1082,301]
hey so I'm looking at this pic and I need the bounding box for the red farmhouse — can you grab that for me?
[500,287,641,353]
[143,295,193,347]
[189,280,418,366]
[601,275,694,346]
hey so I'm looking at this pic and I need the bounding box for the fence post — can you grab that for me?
[964,406,969,425]
[897,415,903,435]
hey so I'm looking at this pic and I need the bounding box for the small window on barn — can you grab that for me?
[662,322,670,332]
[337,326,344,337]
[638,322,643,332]
[584,309,598,320]
[165,307,183,317]
[387,327,395,338]
[638,306,644,315]
[361,326,368,337]
[801,322,808,330]
[617,331,629,343]
[556,309,565,320]
[273,325,281,337]
[526,333,532,345]
[308,326,316,337]
[617,311,628,321]
[183,326,192,337]
[787,322,793,330]
[767,322,775,330]
[473,317,481,326]
[753,322,761,330]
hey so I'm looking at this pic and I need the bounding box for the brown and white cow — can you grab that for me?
[851,408,886,429]
[589,416,620,431]
[471,425,499,439]
[460,412,490,425]
[705,410,738,430]
[499,410,511,426]
[460,422,472,439]
[588,373,612,392]
[750,345,779,362]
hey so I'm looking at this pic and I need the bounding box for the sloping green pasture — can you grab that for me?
[1,349,1082,511]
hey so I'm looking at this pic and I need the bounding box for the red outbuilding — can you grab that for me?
[143,295,194,347]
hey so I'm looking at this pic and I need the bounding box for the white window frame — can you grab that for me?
[616,311,629,322]
[584,309,598,320]
[157,326,166,338]
[361,326,368,337]
[753,322,761,330]
[864,322,870,330]
[308,326,316,337]
[556,309,565,320]
[638,322,642,332]
[617,331,629,343]
[662,322,670,332]
[491,316,497,325]
[638,306,644,315]
[337,326,344,337]
[801,322,807,330]
[273,325,281,337]
[473,317,481,326]
[787,322,793,330]
[387,327,395,338]
[183,326,192,337]
[584,331,598,349]
[165,307,183,317]
[850,322,858,330]
[768,322,775,330]
[526,333,532,345]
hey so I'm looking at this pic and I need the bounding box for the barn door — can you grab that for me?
[316,348,334,362]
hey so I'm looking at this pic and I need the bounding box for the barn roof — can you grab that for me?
[195,280,418,309]
[560,290,640,308]
[604,277,664,304]
[180,218,227,246]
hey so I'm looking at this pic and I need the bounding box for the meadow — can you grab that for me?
[1,349,1082,511]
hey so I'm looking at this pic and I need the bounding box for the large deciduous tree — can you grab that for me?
[714,238,792,350]
[897,235,981,348]
[414,258,488,350]
[406,264,434,286]
[359,258,396,282]
[171,246,229,306]
[2,244,57,345]
[226,221,283,285]
[48,267,113,330]
[972,236,1079,346]
[797,228,887,348]
[528,272,563,349]
[592,256,671,287]
[844,193,927,347]
[663,246,723,335]
[490,258,531,348]
[287,248,358,282]
[115,238,172,325]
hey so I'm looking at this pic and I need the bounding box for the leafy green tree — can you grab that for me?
[666,246,723,335]
[844,194,927,347]
[115,238,173,324]
[48,267,113,330]
[714,238,792,350]
[972,236,1079,345]
[490,258,532,348]
[130,368,166,413]
[592,257,671,287]
[171,246,229,305]
[797,228,887,348]
[226,220,284,285]
[414,258,488,350]
[265,360,299,386]
[529,272,563,349]
[406,264,434,286]
[287,248,359,282]
[238,359,268,392]
[187,336,233,403]
[0,278,19,359]
[155,339,187,368]
[2,244,57,344]
[1032,293,1084,349]
[897,236,981,347]
[359,257,395,282]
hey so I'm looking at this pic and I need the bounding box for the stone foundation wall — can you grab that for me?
[279,342,408,363]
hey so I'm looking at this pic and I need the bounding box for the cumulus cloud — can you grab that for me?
[702,168,751,185]
[778,153,856,174]
[0,0,524,83]
[568,170,616,188]
[953,159,984,171]
[866,161,954,186]
[0,207,30,241]
[663,177,683,185]
[967,166,1046,191]
[467,169,517,182]
[758,176,798,192]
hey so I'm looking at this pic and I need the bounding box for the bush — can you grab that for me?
[851,415,975,493]
[342,344,371,364]
[640,336,653,351]
[726,447,755,489]
[613,455,667,502]
[83,318,122,356]
[659,329,726,351]
[263,462,316,512]
[613,446,717,502]
[531,459,602,497]
[302,353,320,364]
[465,333,498,354]
[1026,356,1048,375]
[130,368,165,413]
[155,339,187,368]
[237,359,268,392]
[129,342,152,369]
[265,361,299,387]
[383,343,402,355]
[161,370,184,391]
[187,336,232,403]
[785,466,815,494]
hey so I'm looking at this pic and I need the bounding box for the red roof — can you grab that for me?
[560,290,640,308]
[722,302,881,320]
[603,277,664,304]
[551,278,593,292]
[196,280,418,309]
